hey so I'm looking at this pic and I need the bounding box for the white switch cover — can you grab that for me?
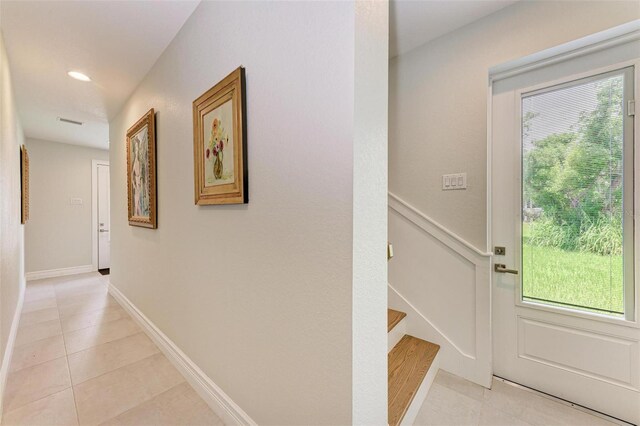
[70,197,83,205]
[442,173,467,190]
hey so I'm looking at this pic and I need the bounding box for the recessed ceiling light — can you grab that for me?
[67,71,91,82]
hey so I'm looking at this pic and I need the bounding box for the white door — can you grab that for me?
[492,47,640,423]
[98,164,110,269]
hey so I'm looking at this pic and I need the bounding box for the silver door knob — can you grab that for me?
[99,229,109,233]
[494,264,518,274]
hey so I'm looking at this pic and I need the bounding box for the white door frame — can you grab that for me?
[487,20,640,423]
[487,19,640,332]
[92,159,110,271]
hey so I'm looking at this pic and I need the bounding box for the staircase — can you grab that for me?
[387,308,440,426]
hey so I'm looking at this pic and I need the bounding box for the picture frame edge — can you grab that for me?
[126,108,157,229]
[192,66,247,206]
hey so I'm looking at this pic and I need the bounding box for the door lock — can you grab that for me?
[494,264,518,274]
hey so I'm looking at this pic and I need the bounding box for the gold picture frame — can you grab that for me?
[126,108,157,228]
[193,67,247,205]
[20,145,29,224]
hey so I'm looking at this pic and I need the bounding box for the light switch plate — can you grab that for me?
[70,197,83,205]
[442,173,467,190]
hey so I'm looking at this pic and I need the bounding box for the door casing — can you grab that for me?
[92,159,110,271]
[490,57,640,424]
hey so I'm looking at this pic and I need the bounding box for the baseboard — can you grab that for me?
[108,283,256,426]
[25,264,94,281]
[0,277,25,420]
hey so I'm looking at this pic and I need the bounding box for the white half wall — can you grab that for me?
[0,31,26,416]
[24,138,108,275]
[388,194,492,387]
[109,1,388,424]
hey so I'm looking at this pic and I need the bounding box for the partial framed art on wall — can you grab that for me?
[193,67,247,205]
[20,144,29,224]
[126,108,157,228]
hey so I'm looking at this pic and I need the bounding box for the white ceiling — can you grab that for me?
[390,0,520,58]
[1,0,520,150]
[0,0,200,150]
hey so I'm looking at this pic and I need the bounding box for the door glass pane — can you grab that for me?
[522,72,627,317]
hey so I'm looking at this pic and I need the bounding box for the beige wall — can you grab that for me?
[24,138,108,273]
[0,31,25,405]
[389,0,640,250]
[109,1,388,424]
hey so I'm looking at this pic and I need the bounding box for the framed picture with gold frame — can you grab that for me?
[126,108,157,228]
[20,145,29,224]
[193,67,247,205]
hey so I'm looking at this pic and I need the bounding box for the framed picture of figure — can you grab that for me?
[126,108,157,228]
[193,67,247,205]
[20,144,29,224]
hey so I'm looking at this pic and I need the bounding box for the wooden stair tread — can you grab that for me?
[387,309,406,332]
[388,335,440,426]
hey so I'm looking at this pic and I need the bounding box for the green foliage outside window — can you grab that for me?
[523,78,623,256]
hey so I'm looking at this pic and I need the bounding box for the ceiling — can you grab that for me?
[1,0,518,150]
[390,0,520,58]
[0,0,200,150]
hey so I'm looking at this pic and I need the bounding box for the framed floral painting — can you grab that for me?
[20,144,29,224]
[126,108,157,228]
[193,67,247,205]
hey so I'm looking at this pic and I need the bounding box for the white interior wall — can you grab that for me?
[388,0,639,387]
[0,31,25,414]
[24,138,108,274]
[109,1,388,424]
[352,1,389,423]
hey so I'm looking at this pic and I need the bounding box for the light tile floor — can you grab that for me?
[2,273,223,426]
[415,370,621,426]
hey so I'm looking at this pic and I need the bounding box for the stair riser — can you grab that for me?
[399,351,440,426]
[388,317,406,353]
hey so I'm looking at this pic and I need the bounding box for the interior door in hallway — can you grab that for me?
[98,163,110,270]
[491,45,640,424]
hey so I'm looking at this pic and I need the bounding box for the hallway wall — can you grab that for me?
[24,138,108,275]
[0,31,26,411]
[109,1,388,424]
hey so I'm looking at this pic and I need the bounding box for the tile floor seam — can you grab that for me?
[63,321,141,356]
[16,312,60,329]
[9,353,67,375]
[58,310,81,426]
[97,381,187,425]
[67,332,157,387]
[70,350,161,388]
[13,332,64,350]
[65,329,146,354]
[2,385,74,418]
[59,305,117,320]
[60,309,128,335]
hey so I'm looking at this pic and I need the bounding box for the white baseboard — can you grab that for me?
[26,264,94,281]
[108,283,256,426]
[0,277,25,420]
